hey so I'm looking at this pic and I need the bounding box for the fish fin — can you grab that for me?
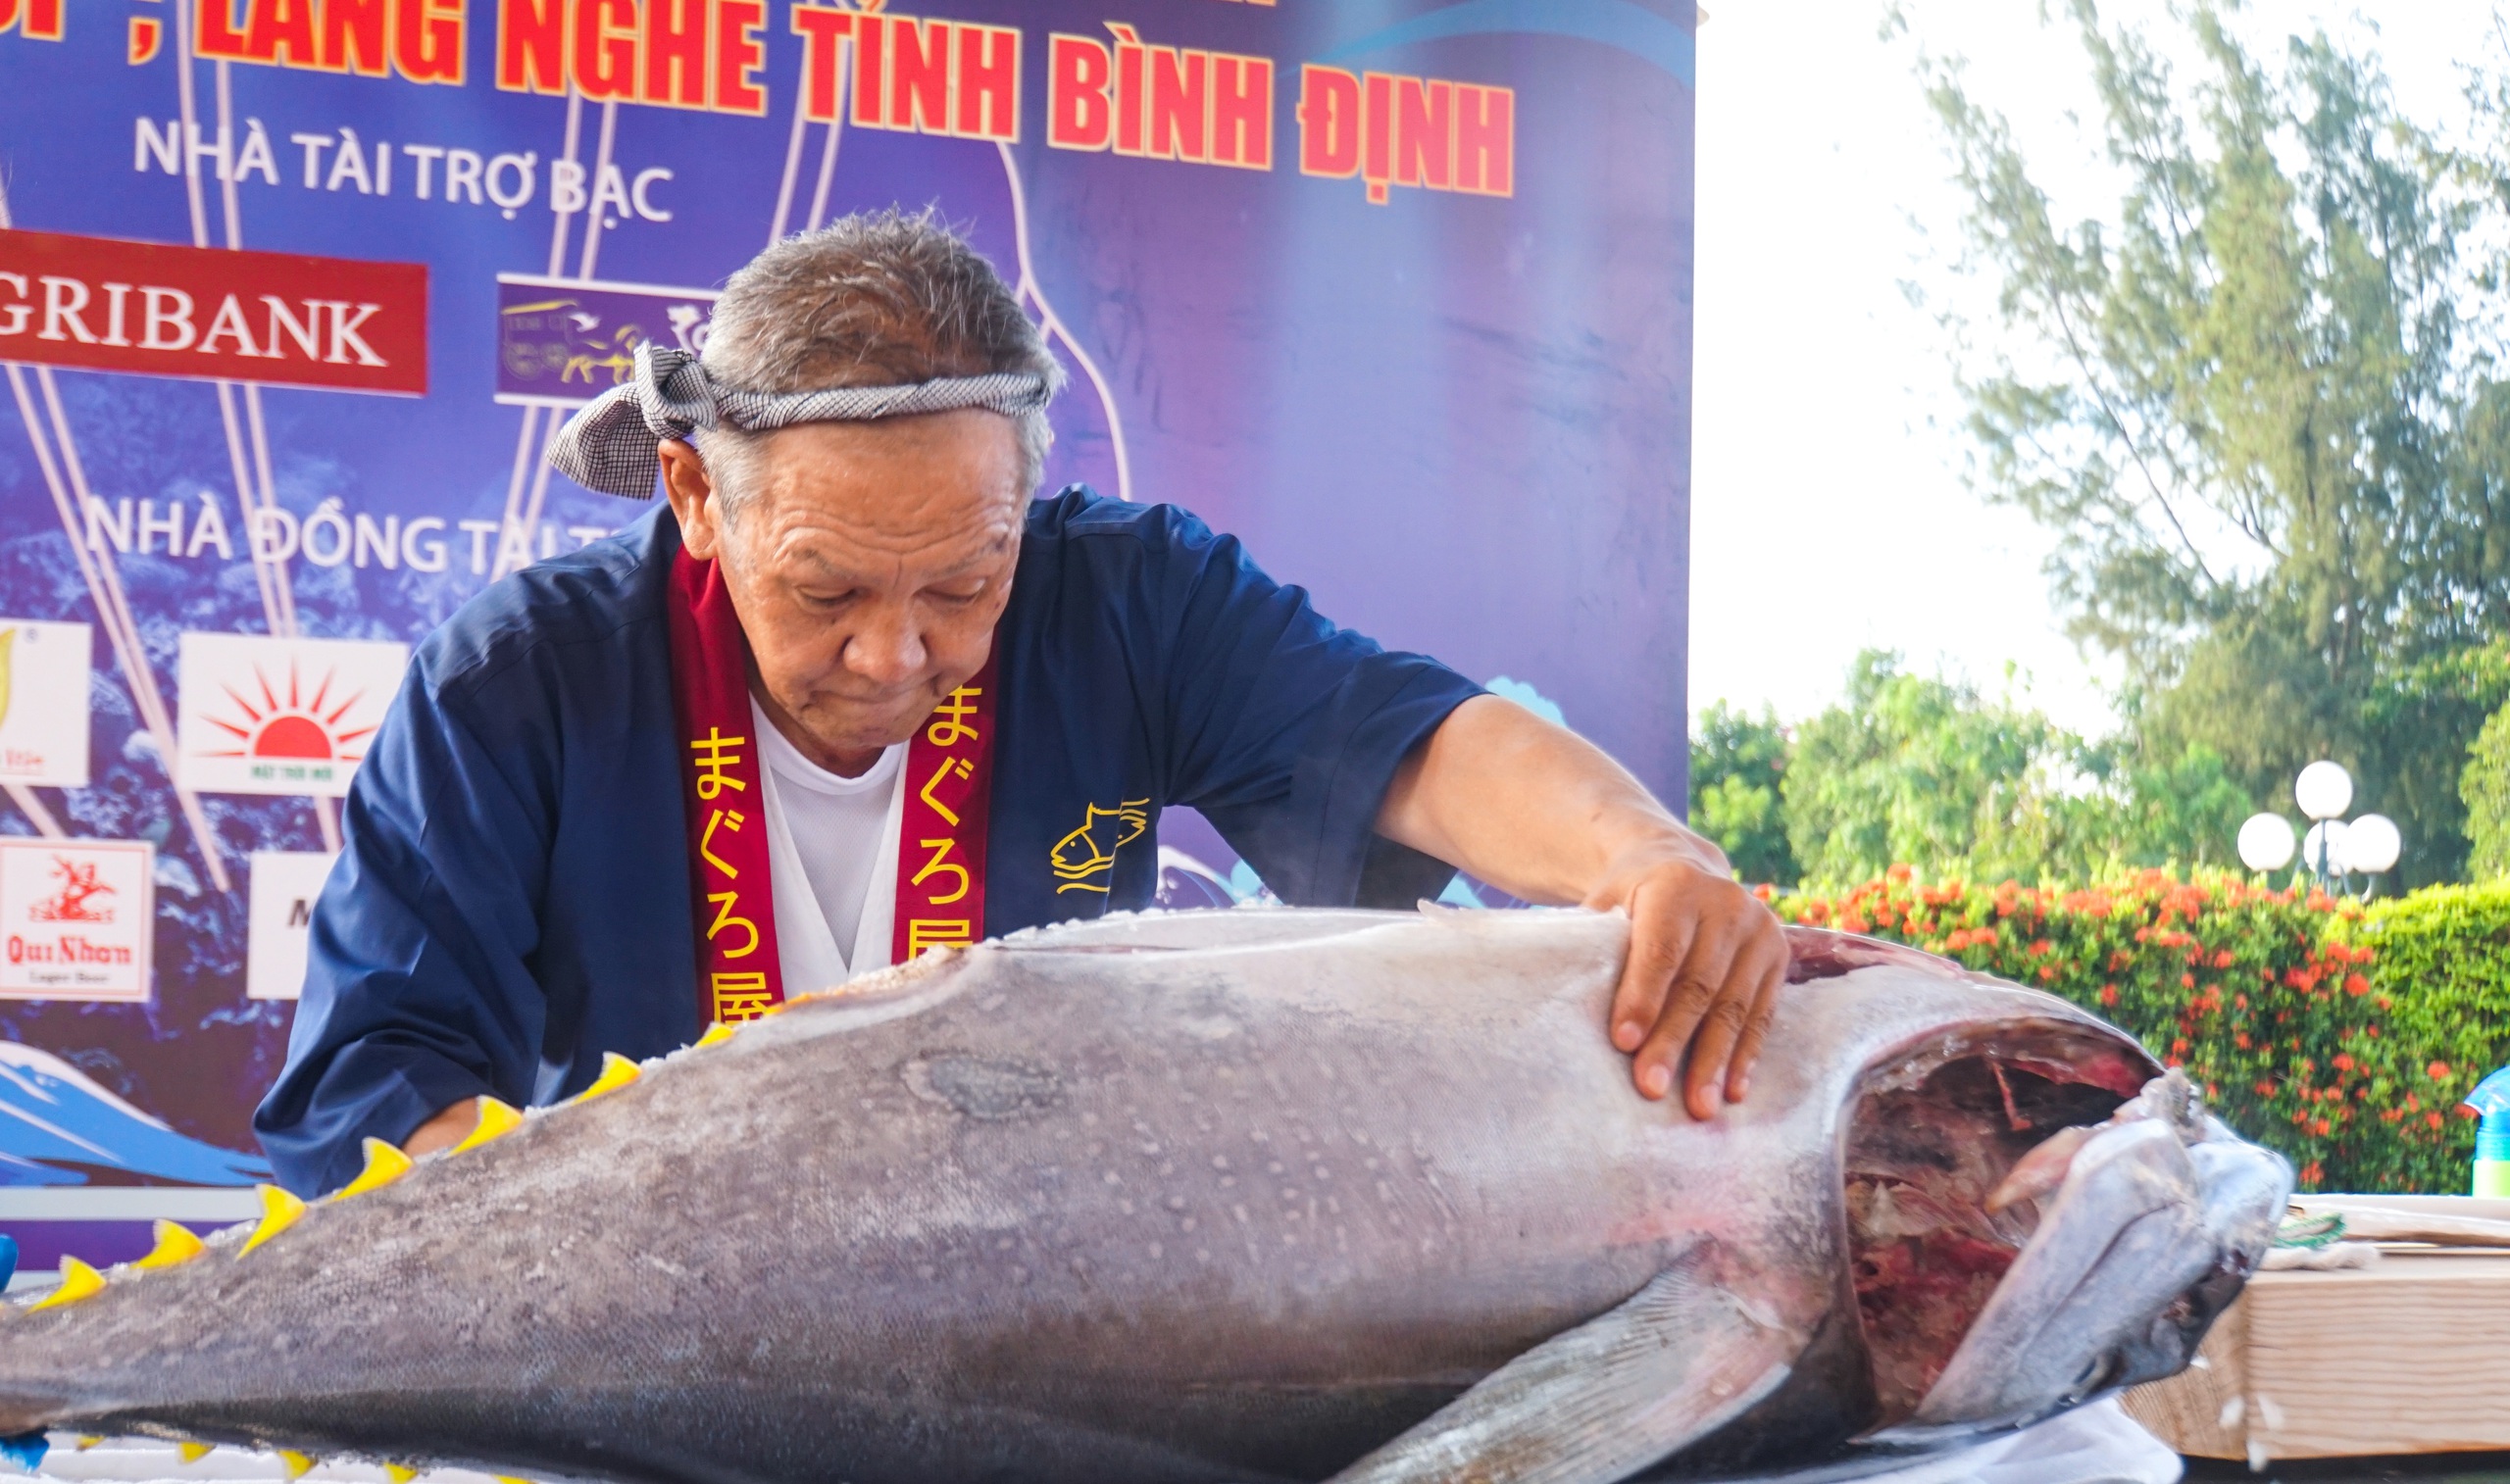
[29,1257,107,1311]
[332,1139,416,1202]
[73,1437,102,1453]
[237,1185,309,1258]
[1323,1242,1803,1484]
[572,1053,641,1103]
[276,1448,317,1478]
[450,1099,525,1155]
[136,1219,207,1269]
[178,1441,214,1462]
[0,1430,44,1474]
[384,1463,421,1483]
[694,1021,735,1050]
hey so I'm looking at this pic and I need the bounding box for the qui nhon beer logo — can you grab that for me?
[176,633,411,797]
[27,856,116,923]
[0,838,152,1003]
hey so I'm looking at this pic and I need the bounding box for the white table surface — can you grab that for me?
[13,1401,2180,1484]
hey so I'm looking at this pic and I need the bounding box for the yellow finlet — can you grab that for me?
[135,1219,207,1270]
[332,1138,415,1201]
[384,1463,421,1483]
[27,1256,105,1311]
[236,1184,308,1258]
[493,1476,534,1484]
[449,1098,524,1155]
[73,1437,102,1452]
[572,1052,641,1104]
[276,1448,317,1479]
[177,1441,213,1463]
[694,1021,734,1050]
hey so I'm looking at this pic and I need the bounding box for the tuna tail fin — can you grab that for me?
[1323,1240,1806,1484]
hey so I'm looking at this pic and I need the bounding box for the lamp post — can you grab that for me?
[2237,761,2401,895]
[2301,818,2351,889]
[2295,761,2352,886]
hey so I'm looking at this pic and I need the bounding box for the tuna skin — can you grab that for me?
[0,909,2158,1484]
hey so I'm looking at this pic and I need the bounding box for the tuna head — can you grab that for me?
[1803,933,2291,1449]
[1893,1068,2288,1434]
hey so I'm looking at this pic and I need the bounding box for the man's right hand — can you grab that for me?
[403,1097,482,1159]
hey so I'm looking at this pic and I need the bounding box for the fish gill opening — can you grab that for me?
[1839,1030,2151,1426]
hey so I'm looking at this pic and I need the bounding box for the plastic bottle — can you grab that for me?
[2466,1066,2510,1198]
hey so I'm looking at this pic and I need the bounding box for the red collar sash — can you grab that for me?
[665,547,999,1025]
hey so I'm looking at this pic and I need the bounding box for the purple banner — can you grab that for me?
[0,0,1696,1221]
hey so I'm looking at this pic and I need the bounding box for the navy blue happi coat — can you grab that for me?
[255,488,1481,1195]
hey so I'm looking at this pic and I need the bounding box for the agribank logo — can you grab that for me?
[0,228,427,395]
[176,633,411,797]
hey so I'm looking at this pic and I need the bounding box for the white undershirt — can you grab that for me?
[751,698,907,991]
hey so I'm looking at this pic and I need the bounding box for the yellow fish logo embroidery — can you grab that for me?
[1051,801,1149,894]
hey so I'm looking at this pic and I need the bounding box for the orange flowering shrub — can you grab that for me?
[1773,867,2469,1193]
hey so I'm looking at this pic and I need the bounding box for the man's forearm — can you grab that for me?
[1375,694,1727,902]
[1376,693,1785,1118]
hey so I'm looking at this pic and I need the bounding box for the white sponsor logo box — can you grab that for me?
[176,633,409,797]
[247,850,336,1002]
[0,838,152,1002]
[0,620,92,788]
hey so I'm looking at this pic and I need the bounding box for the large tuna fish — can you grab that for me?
[0,909,2286,1484]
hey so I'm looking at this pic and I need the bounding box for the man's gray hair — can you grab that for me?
[692,209,1060,514]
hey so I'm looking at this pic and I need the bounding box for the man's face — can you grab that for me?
[662,410,1026,773]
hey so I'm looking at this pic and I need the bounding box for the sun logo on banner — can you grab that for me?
[176,633,409,798]
[198,663,379,767]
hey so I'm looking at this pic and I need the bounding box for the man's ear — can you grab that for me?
[658,440,723,561]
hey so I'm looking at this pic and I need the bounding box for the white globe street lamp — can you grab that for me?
[2237,813,2297,872]
[2295,760,2354,821]
[2347,814,2402,875]
[2237,762,2400,895]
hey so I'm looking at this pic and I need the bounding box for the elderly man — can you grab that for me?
[255,212,1784,1197]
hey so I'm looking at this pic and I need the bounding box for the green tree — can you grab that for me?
[1688,702,1798,886]
[2464,697,2510,880]
[2362,643,2510,873]
[1771,653,2256,886]
[1781,652,2066,886]
[1910,1,2510,883]
[2081,737,2254,873]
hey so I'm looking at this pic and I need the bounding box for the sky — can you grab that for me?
[1686,0,2505,740]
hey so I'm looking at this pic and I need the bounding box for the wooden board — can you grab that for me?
[2128,1248,2510,1461]
[2121,1286,2247,1460]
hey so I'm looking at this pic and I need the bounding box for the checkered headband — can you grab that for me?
[547,342,1061,498]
